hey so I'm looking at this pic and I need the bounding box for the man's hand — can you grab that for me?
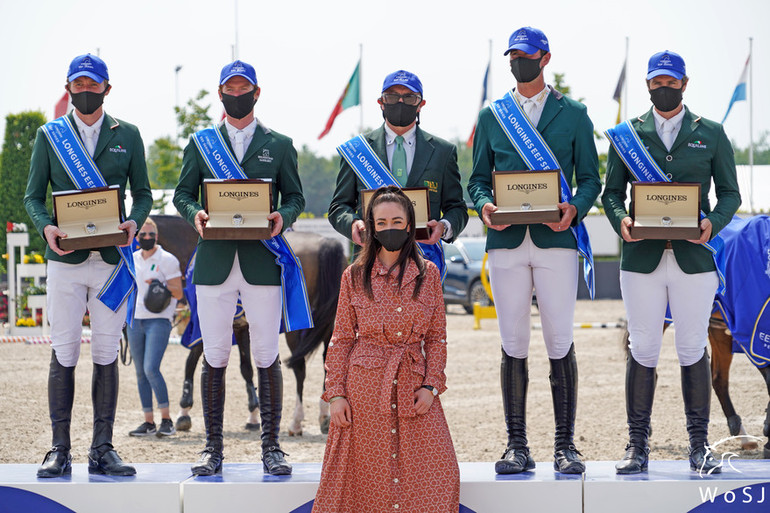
[330,397,352,428]
[43,224,74,256]
[543,202,577,232]
[118,219,137,246]
[351,219,366,246]
[414,387,435,415]
[268,211,283,238]
[194,210,209,238]
[418,219,444,245]
[481,202,511,231]
[688,218,713,244]
[620,216,641,243]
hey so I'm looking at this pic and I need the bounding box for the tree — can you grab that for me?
[146,136,183,211]
[733,131,770,165]
[0,111,48,256]
[146,90,213,211]
[297,146,339,217]
[175,90,213,139]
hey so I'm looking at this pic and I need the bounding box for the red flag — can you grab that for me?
[318,61,361,140]
[54,92,69,119]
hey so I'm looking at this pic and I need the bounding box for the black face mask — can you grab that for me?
[649,86,683,113]
[510,55,543,83]
[374,228,410,252]
[382,103,419,127]
[70,90,107,115]
[138,237,156,251]
[221,92,256,119]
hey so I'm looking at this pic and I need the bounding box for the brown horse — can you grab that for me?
[151,214,346,436]
[622,315,770,458]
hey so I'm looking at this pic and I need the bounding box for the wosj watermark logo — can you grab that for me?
[689,435,768,512]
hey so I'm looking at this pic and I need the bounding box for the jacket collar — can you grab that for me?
[407,127,433,186]
[92,112,119,160]
[369,124,434,186]
[637,106,701,153]
[535,85,564,132]
[218,119,272,165]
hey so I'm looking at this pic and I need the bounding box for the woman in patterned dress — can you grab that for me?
[313,186,460,513]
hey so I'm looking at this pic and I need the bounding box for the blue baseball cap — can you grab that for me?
[381,70,423,95]
[220,60,258,86]
[67,54,109,83]
[504,27,550,56]
[646,51,686,80]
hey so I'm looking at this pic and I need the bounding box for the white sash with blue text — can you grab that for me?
[41,116,138,321]
[489,91,595,298]
[336,135,447,282]
[192,125,313,332]
[605,120,726,294]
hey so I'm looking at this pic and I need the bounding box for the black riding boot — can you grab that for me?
[682,350,721,474]
[38,350,75,478]
[191,359,226,476]
[88,359,136,475]
[550,344,584,474]
[258,356,292,475]
[495,349,534,474]
[616,354,656,474]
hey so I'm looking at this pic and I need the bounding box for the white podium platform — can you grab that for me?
[584,460,770,513]
[0,463,190,513]
[0,460,768,513]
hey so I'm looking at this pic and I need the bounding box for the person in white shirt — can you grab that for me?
[126,218,183,438]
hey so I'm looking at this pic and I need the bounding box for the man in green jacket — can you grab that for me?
[24,53,152,477]
[602,51,741,475]
[468,27,601,475]
[174,60,304,476]
[328,70,467,247]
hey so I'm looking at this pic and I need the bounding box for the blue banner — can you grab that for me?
[605,120,727,294]
[192,125,313,332]
[489,91,595,298]
[712,215,770,366]
[336,135,447,282]
[41,116,137,322]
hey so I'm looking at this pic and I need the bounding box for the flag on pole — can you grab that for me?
[466,59,490,148]
[612,61,626,124]
[722,54,750,124]
[54,92,70,118]
[318,60,361,139]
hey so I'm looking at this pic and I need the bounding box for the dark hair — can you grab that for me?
[350,186,426,300]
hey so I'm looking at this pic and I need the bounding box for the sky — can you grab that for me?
[0,0,767,160]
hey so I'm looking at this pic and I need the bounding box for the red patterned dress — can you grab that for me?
[313,259,460,513]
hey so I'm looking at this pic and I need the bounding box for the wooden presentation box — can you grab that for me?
[629,182,701,240]
[203,179,273,240]
[490,169,561,225]
[361,187,431,239]
[53,185,125,251]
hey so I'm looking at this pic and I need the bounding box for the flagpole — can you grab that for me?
[488,39,493,101]
[359,43,363,133]
[234,0,239,60]
[623,37,629,120]
[749,37,754,214]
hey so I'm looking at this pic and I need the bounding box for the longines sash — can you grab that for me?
[605,120,726,294]
[489,91,595,298]
[41,115,137,320]
[336,135,447,282]
[192,125,313,332]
